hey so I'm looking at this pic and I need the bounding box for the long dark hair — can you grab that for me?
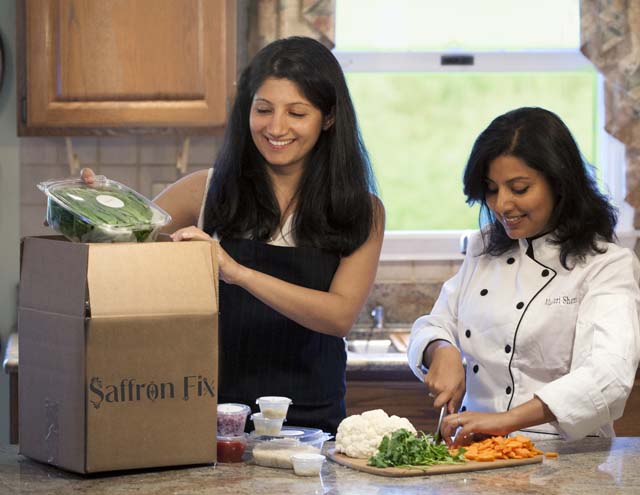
[202,36,377,256]
[463,107,617,269]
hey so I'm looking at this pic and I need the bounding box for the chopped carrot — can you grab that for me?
[462,435,548,463]
[476,457,492,462]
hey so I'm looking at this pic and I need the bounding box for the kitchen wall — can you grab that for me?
[356,260,459,328]
[0,1,19,446]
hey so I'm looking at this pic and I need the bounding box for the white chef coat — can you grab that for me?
[408,230,640,441]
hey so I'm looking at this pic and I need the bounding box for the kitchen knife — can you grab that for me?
[434,405,446,444]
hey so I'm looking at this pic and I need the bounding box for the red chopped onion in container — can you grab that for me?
[217,403,251,436]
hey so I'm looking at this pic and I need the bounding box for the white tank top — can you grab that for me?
[197,168,296,247]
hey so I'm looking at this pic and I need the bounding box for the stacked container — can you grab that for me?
[248,397,330,474]
[216,403,251,463]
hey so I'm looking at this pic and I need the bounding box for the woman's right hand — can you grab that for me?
[423,343,466,413]
[80,167,97,185]
[44,167,98,227]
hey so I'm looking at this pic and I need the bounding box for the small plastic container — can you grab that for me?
[256,396,292,419]
[290,453,325,476]
[38,176,171,243]
[217,403,251,436]
[248,427,333,469]
[251,412,285,436]
[216,434,248,463]
[250,439,320,469]
[249,426,332,450]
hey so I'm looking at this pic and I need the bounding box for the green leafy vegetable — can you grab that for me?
[367,428,466,469]
[41,179,168,243]
[53,185,153,227]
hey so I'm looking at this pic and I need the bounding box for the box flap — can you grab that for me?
[87,241,218,317]
[19,237,89,317]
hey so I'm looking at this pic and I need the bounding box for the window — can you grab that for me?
[335,0,634,259]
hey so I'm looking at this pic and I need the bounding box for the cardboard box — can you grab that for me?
[18,236,219,473]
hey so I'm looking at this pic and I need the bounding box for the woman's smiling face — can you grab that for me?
[485,155,555,239]
[249,77,329,173]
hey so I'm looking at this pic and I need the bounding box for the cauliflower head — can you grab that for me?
[334,409,417,458]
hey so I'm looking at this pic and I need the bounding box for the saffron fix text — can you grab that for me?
[88,375,215,409]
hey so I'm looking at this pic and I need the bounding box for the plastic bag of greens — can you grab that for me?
[38,176,171,243]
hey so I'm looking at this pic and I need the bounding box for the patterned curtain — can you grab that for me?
[581,0,640,231]
[248,0,335,57]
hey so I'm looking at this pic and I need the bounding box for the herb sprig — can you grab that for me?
[367,428,466,469]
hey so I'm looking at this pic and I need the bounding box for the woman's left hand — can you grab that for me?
[440,410,514,448]
[170,226,248,286]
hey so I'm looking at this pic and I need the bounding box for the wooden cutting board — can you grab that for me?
[389,332,410,353]
[327,449,542,477]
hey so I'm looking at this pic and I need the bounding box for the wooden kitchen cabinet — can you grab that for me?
[346,370,440,433]
[346,369,640,437]
[615,373,640,436]
[17,0,236,135]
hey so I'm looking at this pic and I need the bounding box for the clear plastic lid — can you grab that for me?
[218,403,251,416]
[248,426,332,444]
[38,176,171,243]
[217,433,248,444]
[217,403,251,436]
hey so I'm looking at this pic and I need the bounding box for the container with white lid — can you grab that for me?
[250,412,285,436]
[216,433,248,463]
[249,426,333,450]
[217,403,251,436]
[256,396,292,420]
[248,427,332,469]
[290,453,326,476]
[38,176,171,243]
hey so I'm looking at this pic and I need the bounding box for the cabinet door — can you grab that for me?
[346,379,440,433]
[18,0,236,135]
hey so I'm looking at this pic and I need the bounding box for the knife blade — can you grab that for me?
[434,405,446,444]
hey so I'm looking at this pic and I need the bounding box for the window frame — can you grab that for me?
[333,50,639,261]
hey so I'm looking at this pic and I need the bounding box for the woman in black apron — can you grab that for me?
[159,37,384,434]
[80,37,382,434]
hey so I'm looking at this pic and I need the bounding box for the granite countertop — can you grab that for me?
[1,438,639,494]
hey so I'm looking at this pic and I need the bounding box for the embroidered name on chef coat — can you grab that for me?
[544,296,578,306]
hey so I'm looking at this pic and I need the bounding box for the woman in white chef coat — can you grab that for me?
[408,107,640,446]
[81,36,384,435]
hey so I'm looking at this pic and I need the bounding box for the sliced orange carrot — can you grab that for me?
[462,434,547,462]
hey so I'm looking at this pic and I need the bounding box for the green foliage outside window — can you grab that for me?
[347,71,598,230]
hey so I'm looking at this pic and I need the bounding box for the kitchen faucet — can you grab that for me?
[371,305,384,330]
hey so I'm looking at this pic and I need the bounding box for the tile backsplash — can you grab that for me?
[20,135,458,324]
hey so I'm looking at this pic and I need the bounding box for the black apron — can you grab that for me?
[218,238,345,435]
